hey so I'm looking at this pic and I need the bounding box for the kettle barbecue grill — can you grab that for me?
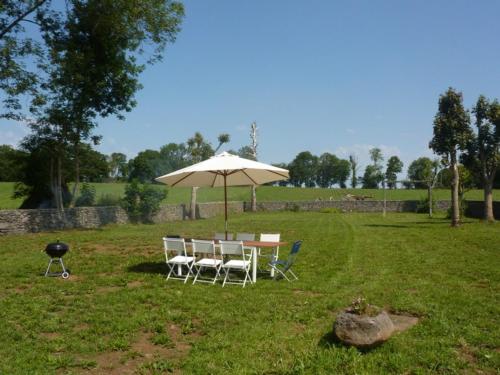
[44,241,70,279]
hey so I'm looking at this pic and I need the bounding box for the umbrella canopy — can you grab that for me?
[155,152,289,237]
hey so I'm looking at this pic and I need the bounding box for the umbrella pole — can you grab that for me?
[224,174,228,240]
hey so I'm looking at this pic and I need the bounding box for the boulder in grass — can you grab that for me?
[333,298,394,348]
[334,310,395,348]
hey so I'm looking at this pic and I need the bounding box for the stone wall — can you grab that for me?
[465,200,500,219]
[197,202,244,219]
[244,200,451,213]
[2,199,497,235]
[0,206,128,235]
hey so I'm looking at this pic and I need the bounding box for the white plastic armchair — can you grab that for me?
[163,237,194,283]
[220,240,252,287]
[191,239,222,285]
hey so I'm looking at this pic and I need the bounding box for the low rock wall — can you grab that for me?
[244,200,451,213]
[465,200,500,219]
[1,199,496,235]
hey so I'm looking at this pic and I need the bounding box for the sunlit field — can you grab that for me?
[0,211,498,373]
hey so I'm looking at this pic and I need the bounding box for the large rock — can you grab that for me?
[334,310,395,348]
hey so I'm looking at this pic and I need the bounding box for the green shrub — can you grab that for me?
[121,180,167,223]
[75,183,96,207]
[286,203,301,212]
[415,196,436,213]
[347,297,381,317]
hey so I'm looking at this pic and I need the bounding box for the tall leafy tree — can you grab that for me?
[362,147,384,188]
[128,150,163,183]
[407,157,436,189]
[289,151,318,187]
[317,153,339,188]
[159,142,189,173]
[0,145,26,182]
[335,159,351,188]
[108,153,127,180]
[1,0,184,211]
[464,95,500,222]
[385,156,403,189]
[429,88,472,226]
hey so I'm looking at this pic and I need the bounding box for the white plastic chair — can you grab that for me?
[191,239,222,285]
[163,237,194,283]
[258,233,281,274]
[220,240,253,287]
[236,233,255,241]
[214,232,233,241]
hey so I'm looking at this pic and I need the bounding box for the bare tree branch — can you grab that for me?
[0,0,48,39]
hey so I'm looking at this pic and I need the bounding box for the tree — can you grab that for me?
[289,151,318,187]
[385,156,403,189]
[0,145,26,181]
[349,154,359,188]
[407,157,435,189]
[369,148,384,168]
[77,145,109,182]
[128,150,162,183]
[362,147,384,188]
[407,157,441,216]
[335,159,351,188]
[159,142,189,174]
[429,88,472,226]
[214,133,230,153]
[236,146,255,160]
[466,95,500,222]
[108,153,127,180]
[362,165,383,189]
[1,1,184,212]
[317,153,339,188]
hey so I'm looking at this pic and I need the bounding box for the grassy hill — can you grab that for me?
[1,181,498,210]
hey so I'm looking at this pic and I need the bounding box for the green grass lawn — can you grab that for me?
[0,212,498,374]
[1,181,499,209]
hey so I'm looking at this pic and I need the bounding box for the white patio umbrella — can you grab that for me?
[155,152,289,238]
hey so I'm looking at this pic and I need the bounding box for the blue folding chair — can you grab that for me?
[268,240,302,281]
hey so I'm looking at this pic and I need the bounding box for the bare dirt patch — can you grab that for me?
[127,280,144,289]
[74,323,90,332]
[95,286,122,294]
[77,322,200,374]
[388,313,419,333]
[40,332,61,340]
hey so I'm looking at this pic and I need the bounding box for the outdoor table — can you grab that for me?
[182,239,287,283]
[238,240,288,282]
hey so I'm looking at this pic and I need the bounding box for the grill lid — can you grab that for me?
[45,240,69,257]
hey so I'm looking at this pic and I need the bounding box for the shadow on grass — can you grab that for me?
[363,224,410,228]
[127,262,166,275]
[318,331,382,353]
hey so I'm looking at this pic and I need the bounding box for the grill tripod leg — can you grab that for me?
[45,258,70,279]
[45,259,54,276]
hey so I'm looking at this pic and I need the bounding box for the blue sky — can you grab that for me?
[2,0,500,173]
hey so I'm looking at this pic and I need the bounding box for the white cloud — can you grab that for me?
[0,129,25,147]
[345,128,356,135]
